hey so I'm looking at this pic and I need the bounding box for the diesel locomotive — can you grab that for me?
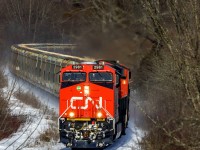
[59,60,131,149]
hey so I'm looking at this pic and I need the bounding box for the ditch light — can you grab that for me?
[84,86,90,95]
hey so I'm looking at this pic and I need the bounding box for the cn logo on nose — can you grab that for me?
[70,97,103,109]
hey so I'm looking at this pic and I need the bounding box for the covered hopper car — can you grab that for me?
[10,44,93,96]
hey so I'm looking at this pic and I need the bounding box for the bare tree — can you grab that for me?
[135,0,200,150]
[4,0,54,42]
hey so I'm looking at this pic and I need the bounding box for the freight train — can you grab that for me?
[10,44,131,149]
[59,60,131,149]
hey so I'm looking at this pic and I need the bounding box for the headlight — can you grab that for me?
[69,112,75,118]
[97,112,103,118]
[84,86,90,95]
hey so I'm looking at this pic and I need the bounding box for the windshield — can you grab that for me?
[62,72,86,81]
[89,72,113,82]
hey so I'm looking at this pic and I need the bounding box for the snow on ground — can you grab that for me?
[0,67,144,150]
[104,91,144,150]
[4,68,59,111]
[0,68,64,150]
[0,95,61,150]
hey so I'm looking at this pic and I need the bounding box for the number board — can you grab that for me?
[72,65,83,70]
[93,65,104,70]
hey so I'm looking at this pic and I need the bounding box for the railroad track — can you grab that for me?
[10,43,95,96]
